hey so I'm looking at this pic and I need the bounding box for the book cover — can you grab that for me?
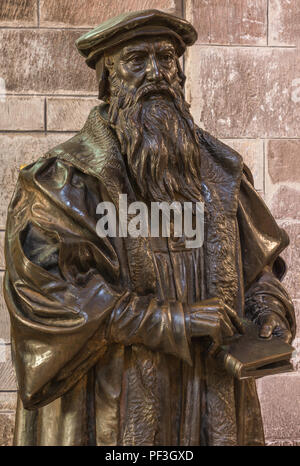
[215,319,295,380]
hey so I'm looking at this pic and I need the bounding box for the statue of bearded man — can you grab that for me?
[4,10,296,446]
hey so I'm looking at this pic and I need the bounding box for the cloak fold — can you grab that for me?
[4,105,295,445]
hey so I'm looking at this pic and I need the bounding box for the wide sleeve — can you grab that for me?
[4,157,191,410]
[244,267,296,339]
[237,169,296,339]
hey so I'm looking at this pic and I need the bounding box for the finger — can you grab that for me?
[202,317,224,346]
[207,341,221,357]
[201,312,235,338]
[219,315,235,338]
[207,324,223,356]
[259,315,277,338]
[216,308,236,334]
[223,304,245,334]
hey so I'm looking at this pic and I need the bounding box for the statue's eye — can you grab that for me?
[159,53,173,63]
[130,55,146,66]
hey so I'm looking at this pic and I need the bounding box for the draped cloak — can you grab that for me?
[4,104,296,446]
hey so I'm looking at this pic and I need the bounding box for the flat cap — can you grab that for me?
[76,9,198,69]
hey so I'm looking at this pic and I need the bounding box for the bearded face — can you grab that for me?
[100,37,202,203]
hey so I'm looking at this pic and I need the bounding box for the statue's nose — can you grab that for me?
[146,56,162,82]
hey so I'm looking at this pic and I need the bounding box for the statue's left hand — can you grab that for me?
[257,311,292,343]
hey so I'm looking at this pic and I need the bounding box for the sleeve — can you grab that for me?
[237,168,296,339]
[4,157,191,410]
[244,267,296,339]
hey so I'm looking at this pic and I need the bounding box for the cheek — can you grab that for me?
[162,64,179,81]
[115,63,144,88]
[170,63,179,79]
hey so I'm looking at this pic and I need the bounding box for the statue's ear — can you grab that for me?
[96,57,110,101]
[176,58,186,88]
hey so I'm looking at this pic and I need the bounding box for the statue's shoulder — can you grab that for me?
[44,104,112,162]
[16,132,81,189]
[20,104,120,180]
[196,126,255,184]
[196,127,243,173]
[16,104,127,207]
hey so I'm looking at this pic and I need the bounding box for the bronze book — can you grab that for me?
[216,319,295,380]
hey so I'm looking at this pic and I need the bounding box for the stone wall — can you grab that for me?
[0,0,299,446]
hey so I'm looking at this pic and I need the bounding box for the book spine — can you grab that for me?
[216,350,243,379]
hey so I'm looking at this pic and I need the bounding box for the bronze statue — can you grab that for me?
[4,10,296,446]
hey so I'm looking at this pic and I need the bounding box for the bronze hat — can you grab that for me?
[76,9,198,69]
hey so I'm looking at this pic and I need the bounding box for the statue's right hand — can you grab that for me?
[188,298,245,352]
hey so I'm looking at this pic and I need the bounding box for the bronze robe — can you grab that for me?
[4,105,295,446]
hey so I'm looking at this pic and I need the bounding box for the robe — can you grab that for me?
[4,104,296,446]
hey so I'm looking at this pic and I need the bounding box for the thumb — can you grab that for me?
[259,315,276,339]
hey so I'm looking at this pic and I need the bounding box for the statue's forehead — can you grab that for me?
[110,36,176,57]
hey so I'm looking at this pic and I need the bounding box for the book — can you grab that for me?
[215,319,295,380]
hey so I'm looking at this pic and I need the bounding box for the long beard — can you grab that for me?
[107,73,202,203]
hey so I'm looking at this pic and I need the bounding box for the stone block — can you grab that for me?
[0,231,4,270]
[267,139,300,185]
[291,342,300,372]
[267,185,300,221]
[0,412,15,446]
[266,439,300,446]
[257,373,300,440]
[47,97,100,131]
[0,0,37,27]
[0,392,17,412]
[0,30,97,95]
[0,96,44,131]
[40,0,180,27]
[0,346,17,391]
[186,0,267,45]
[269,0,300,46]
[185,46,300,138]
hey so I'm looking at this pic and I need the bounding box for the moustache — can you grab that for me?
[134,81,178,103]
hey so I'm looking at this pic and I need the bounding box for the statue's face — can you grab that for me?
[107,36,179,93]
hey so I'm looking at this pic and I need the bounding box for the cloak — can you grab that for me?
[4,105,295,445]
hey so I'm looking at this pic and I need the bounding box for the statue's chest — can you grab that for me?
[149,234,204,304]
